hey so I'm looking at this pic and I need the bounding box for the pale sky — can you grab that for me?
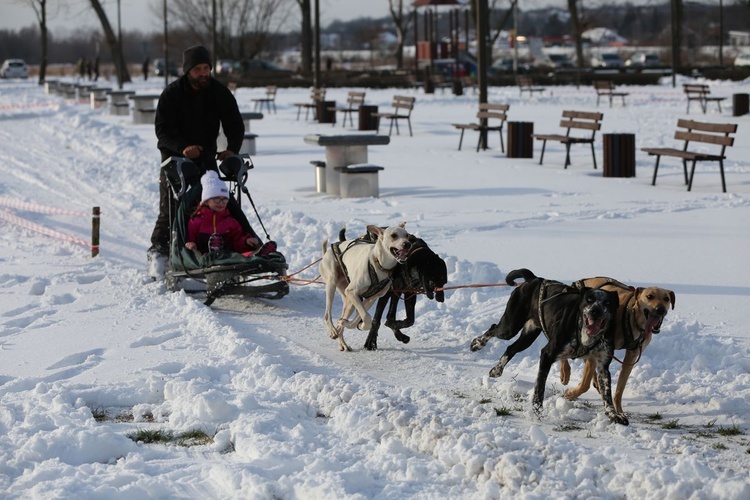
[0,0,393,34]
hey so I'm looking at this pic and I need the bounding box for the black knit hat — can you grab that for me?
[182,45,211,74]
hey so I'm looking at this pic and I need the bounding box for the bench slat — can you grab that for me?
[676,119,737,134]
[559,119,601,131]
[675,130,735,146]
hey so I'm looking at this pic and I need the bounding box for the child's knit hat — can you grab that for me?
[201,171,228,202]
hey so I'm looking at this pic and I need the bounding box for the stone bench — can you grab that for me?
[239,133,259,156]
[334,164,384,198]
[108,90,135,116]
[128,94,160,124]
[89,87,112,109]
[303,133,390,195]
[239,111,263,132]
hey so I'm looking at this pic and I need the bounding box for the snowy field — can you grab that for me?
[1,75,749,499]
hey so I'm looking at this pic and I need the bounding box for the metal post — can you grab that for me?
[91,207,100,257]
[314,0,320,88]
[163,0,169,88]
[117,0,123,89]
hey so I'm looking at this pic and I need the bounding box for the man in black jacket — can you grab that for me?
[147,45,245,279]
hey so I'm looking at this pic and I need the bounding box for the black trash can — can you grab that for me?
[602,133,636,178]
[358,105,379,131]
[507,121,534,158]
[733,93,749,117]
[317,100,336,124]
[452,78,463,96]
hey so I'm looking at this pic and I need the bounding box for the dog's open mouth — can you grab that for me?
[390,247,410,263]
[585,317,608,337]
[644,310,665,334]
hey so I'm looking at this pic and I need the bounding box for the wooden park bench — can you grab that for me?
[430,74,453,93]
[251,85,277,113]
[593,80,629,107]
[452,103,509,152]
[328,91,365,127]
[641,119,737,192]
[683,84,726,114]
[374,95,416,136]
[531,110,603,168]
[516,75,546,97]
[294,87,326,121]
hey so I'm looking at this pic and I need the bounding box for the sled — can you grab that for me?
[162,155,289,306]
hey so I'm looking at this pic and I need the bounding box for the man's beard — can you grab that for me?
[188,73,210,90]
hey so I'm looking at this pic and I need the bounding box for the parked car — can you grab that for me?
[215,59,238,74]
[591,53,623,68]
[489,58,533,75]
[625,52,660,68]
[1,59,28,79]
[237,59,293,76]
[153,58,178,77]
[545,53,575,69]
[734,53,750,67]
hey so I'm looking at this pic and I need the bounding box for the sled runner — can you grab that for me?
[162,155,289,306]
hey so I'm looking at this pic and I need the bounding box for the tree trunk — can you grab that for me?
[671,0,683,72]
[31,0,48,85]
[568,0,585,70]
[89,0,131,87]
[297,0,312,74]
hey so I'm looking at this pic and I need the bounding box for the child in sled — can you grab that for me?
[186,171,274,256]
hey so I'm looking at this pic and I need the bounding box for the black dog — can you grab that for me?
[470,268,625,425]
[338,229,448,351]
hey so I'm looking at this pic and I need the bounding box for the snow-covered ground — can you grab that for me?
[1,75,749,499]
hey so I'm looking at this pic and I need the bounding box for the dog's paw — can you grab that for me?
[339,342,352,352]
[607,410,629,426]
[395,332,410,344]
[488,364,505,378]
[470,337,486,352]
[563,388,580,401]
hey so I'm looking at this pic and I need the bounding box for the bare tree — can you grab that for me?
[168,0,291,61]
[670,0,683,72]
[388,0,413,70]
[296,0,312,74]
[567,0,586,69]
[89,0,131,87]
[18,0,49,84]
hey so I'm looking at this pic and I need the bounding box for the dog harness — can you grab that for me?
[331,239,394,300]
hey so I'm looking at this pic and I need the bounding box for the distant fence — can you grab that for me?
[0,198,100,257]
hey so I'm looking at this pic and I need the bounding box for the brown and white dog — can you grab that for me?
[319,223,411,351]
[560,278,676,415]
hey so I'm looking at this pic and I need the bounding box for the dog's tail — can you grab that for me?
[505,268,538,286]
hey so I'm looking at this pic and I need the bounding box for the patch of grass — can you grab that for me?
[554,423,583,432]
[176,429,213,447]
[478,398,492,405]
[127,429,174,444]
[704,418,717,429]
[646,412,663,421]
[452,391,468,399]
[494,406,513,417]
[712,442,728,451]
[512,392,525,403]
[126,427,215,447]
[693,431,715,439]
[91,406,108,422]
[661,419,680,430]
[717,424,743,437]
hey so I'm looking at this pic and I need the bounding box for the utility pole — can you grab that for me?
[117,0,122,89]
[163,0,169,88]
[212,0,217,63]
[314,0,321,88]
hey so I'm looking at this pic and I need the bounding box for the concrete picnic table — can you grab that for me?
[128,93,161,124]
[240,111,263,131]
[303,133,390,195]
